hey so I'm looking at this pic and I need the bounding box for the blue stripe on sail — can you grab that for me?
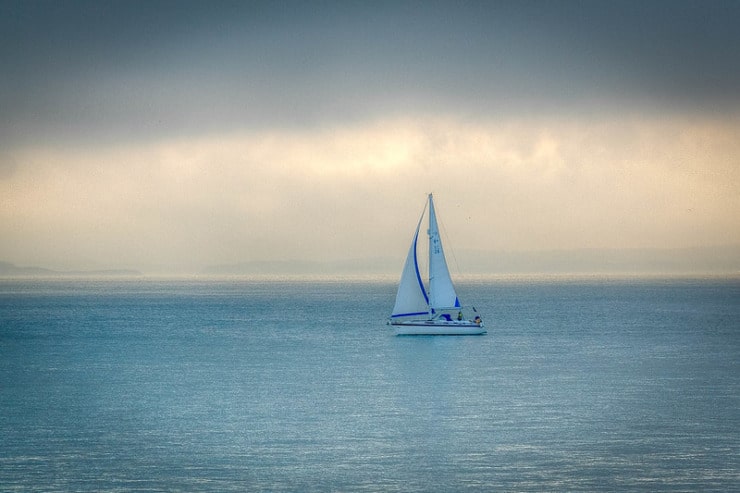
[455,297,460,307]
[391,311,429,318]
[412,226,429,305]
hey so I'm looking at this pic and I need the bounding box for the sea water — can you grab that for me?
[0,276,738,492]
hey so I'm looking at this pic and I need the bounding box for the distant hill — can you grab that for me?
[0,261,141,277]
[457,245,740,275]
[203,258,398,276]
[204,246,740,277]
[4,245,739,278]
[0,261,56,276]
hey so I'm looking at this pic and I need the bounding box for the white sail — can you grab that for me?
[427,194,460,311]
[390,207,429,319]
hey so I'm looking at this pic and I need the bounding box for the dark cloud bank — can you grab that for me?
[2,0,740,147]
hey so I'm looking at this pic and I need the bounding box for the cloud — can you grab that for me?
[2,115,738,272]
[2,1,740,149]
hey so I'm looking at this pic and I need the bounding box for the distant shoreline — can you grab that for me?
[1,272,739,284]
[0,261,142,278]
[2,244,739,279]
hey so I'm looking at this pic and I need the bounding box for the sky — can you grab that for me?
[1,0,739,274]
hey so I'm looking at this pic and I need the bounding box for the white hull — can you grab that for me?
[392,321,486,336]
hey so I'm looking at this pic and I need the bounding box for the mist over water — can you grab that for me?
[1,277,738,491]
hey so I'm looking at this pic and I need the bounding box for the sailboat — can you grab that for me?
[389,193,486,335]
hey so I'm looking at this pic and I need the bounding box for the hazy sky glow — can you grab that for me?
[2,0,739,273]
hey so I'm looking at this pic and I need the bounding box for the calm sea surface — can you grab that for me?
[1,276,738,492]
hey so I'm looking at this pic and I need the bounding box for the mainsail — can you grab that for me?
[427,195,460,311]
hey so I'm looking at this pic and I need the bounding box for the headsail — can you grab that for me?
[390,203,429,319]
[427,194,460,311]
